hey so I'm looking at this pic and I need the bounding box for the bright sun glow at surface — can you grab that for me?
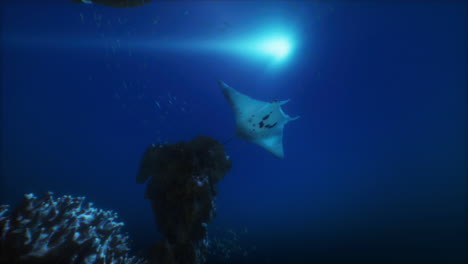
[162,32,296,67]
[219,32,296,67]
[257,37,292,60]
[5,28,297,68]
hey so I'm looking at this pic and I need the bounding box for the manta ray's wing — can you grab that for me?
[219,80,299,158]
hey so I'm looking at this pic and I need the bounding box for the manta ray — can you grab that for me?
[219,80,299,158]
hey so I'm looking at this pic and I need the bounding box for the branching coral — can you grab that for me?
[0,192,147,264]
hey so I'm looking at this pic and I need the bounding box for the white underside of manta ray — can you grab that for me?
[218,80,300,159]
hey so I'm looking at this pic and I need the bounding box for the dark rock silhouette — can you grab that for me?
[136,135,231,264]
[69,0,152,8]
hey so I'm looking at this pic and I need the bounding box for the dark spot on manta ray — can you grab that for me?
[259,121,264,128]
[265,122,278,129]
[262,114,270,121]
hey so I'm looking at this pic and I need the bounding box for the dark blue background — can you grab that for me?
[1,1,466,263]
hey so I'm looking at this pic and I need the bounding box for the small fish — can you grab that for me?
[155,101,161,109]
[152,17,159,24]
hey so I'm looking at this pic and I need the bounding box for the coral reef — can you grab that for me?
[0,192,147,264]
[136,135,231,264]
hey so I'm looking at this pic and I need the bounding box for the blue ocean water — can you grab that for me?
[1,1,467,263]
